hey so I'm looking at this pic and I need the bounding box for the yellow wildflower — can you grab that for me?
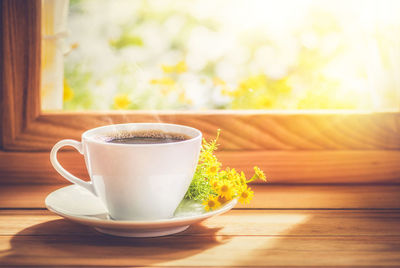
[218,181,234,200]
[214,77,234,97]
[254,95,273,108]
[160,85,177,96]
[218,195,229,205]
[221,88,234,97]
[113,94,131,110]
[239,171,247,185]
[253,166,266,181]
[227,168,238,181]
[187,130,267,211]
[201,151,215,162]
[71,42,79,50]
[239,186,254,204]
[207,164,220,177]
[209,178,220,190]
[217,169,228,181]
[202,195,220,211]
[273,78,291,94]
[178,91,192,105]
[162,60,187,74]
[213,77,226,86]
[209,165,218,173]
[175,61,187,73]
[63,79,74,101]
[161,65,174,73]
[239,74,268,91]
[226,168,242,187]
[150,77,175,86]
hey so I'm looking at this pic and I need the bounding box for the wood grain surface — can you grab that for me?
[0,209,399,267]
[1,184,400,209]
[1,150,400,184]
[0,235,398,267]
[1,209,400,236]
[2,111,400,151]
[0,0,41,149]
[1,183,399,267]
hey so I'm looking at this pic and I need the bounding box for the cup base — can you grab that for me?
[94,225,190,237]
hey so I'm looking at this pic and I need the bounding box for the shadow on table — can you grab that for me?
[0,219,228,266]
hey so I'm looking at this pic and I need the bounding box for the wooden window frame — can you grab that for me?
[1,0,400,184]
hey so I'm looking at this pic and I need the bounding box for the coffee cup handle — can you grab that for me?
[50,139,96,196]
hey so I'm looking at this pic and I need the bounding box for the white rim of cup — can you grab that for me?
[82,123,203,147]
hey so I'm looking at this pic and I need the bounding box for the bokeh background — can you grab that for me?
[41,0,400,111]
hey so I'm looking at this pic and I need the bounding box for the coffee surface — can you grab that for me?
[108,136,187,144]
[105,130,191,144]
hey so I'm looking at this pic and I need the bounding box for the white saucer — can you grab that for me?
[45,185,237,237]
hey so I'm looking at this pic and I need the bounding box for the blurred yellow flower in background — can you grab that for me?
[150,77,176,86]
[178,91,192,105]
[162,60,187,74]
[213,77,227,86]
[214,77,233,97]
[70,42,79,50]
[63,79,74,102]
[113,93,131,109]
[238,74,267,92]
[150,77,177,96]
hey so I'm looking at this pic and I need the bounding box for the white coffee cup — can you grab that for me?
[50,123,202,220]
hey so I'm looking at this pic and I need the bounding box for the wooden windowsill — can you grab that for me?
[0,183,399,267]
[1,2,399,265]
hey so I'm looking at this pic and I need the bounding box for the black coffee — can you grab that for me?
[106,130,190,144]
